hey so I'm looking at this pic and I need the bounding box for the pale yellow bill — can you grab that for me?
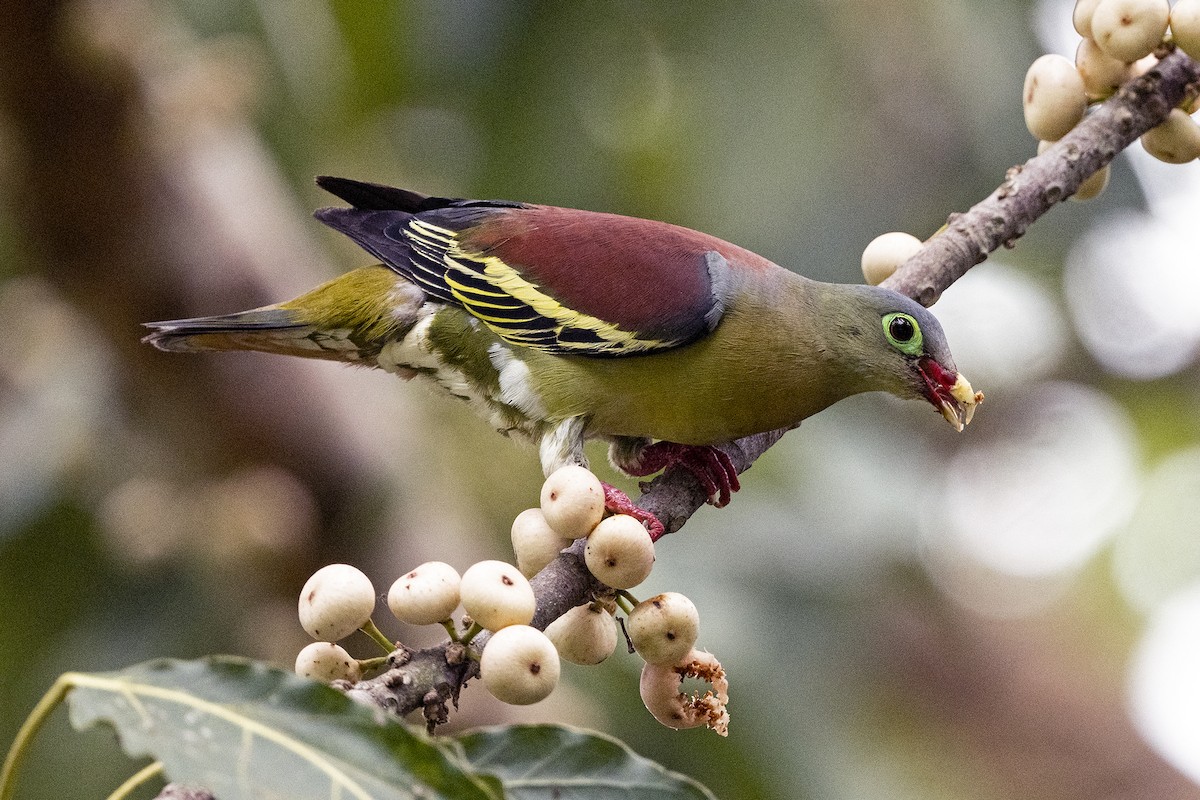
[939,373,984,432]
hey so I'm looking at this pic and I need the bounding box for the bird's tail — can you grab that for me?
[142,307,336,358]
[143,265,424,363]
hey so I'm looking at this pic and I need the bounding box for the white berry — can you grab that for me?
[387,561,461,626]
[639,649,730,735]
[1091,0,1170,62]
[1141,108,1200,163]
[1075,38,1131,99]
[1129,53,1159,78]
[295,641,361,683]
[540,465,605,539]
[1074,0,1104,37]
[511,508,574,578]
[1171,0,1200,62]
[628,592,700,666]
[584,514,655,589]
[1071,164,1110,201]
[1023,54,1088,142]
[480,625,561,705]
[297,564,376,642]
[544,602,618,665]
[459,560,536,631]
[860,231,922,286]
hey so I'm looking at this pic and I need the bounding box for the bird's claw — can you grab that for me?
[686,446,740,507]
[602,483,666,542]
[619,442,741,508]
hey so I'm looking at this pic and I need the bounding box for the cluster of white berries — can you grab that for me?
[291,464,729,734]
[1026,0,1200,166]
[858,0,1200,289]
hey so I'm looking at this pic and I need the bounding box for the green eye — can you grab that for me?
[883,312,923,355]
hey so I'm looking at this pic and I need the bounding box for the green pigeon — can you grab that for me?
[145,177,981,538]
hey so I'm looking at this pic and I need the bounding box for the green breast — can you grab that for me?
[409,270,872,446]
[525,274,855,444]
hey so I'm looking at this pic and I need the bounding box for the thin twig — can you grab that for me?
[881,46,1200,306]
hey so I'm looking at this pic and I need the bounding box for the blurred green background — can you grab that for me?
[4,0,1200,797]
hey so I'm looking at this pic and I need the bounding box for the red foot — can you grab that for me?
[620,442,741,508]
[602,483,666,542]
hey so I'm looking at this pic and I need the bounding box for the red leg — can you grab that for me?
[602,483,666,542]
[618,442,741,508]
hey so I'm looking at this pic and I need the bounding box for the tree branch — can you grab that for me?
[882,46,1200,306]
[348,48,1200,721]
[629,47,1200,537]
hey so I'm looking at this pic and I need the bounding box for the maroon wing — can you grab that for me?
[315,176,773,356]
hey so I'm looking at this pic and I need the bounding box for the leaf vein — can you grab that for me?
[64,673,382,800]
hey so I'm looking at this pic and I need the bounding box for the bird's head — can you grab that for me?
[832,285,983,431]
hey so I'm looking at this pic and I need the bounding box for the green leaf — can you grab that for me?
[63,656,502,800]
[457,725,717,800]
[44,657,717,800]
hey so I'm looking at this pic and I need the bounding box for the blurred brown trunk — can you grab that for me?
[0,0,378,573]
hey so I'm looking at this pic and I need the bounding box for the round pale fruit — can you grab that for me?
[544,602,618,665]
[1074,0,1104,37]
[1171,0,1200,62]
[298,563,376,642]
[1141,109,1200,163]
[639,649,730,734]
[1091,0,1170,62]
[459,559,536,631]
[1075,37,1130,99]
[480,625,561,705]
[295,641,361,683]
[861,231,922,286]
[387,561,461,626]
[584,514,655,589]
[628,592,700,666]
[511,508,574,578]
[1023,54,1088,142]
[540,465,605,539]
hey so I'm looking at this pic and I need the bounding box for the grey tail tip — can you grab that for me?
[141,321,197,352]
[140,313,308,353]
[140,319,224,352]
